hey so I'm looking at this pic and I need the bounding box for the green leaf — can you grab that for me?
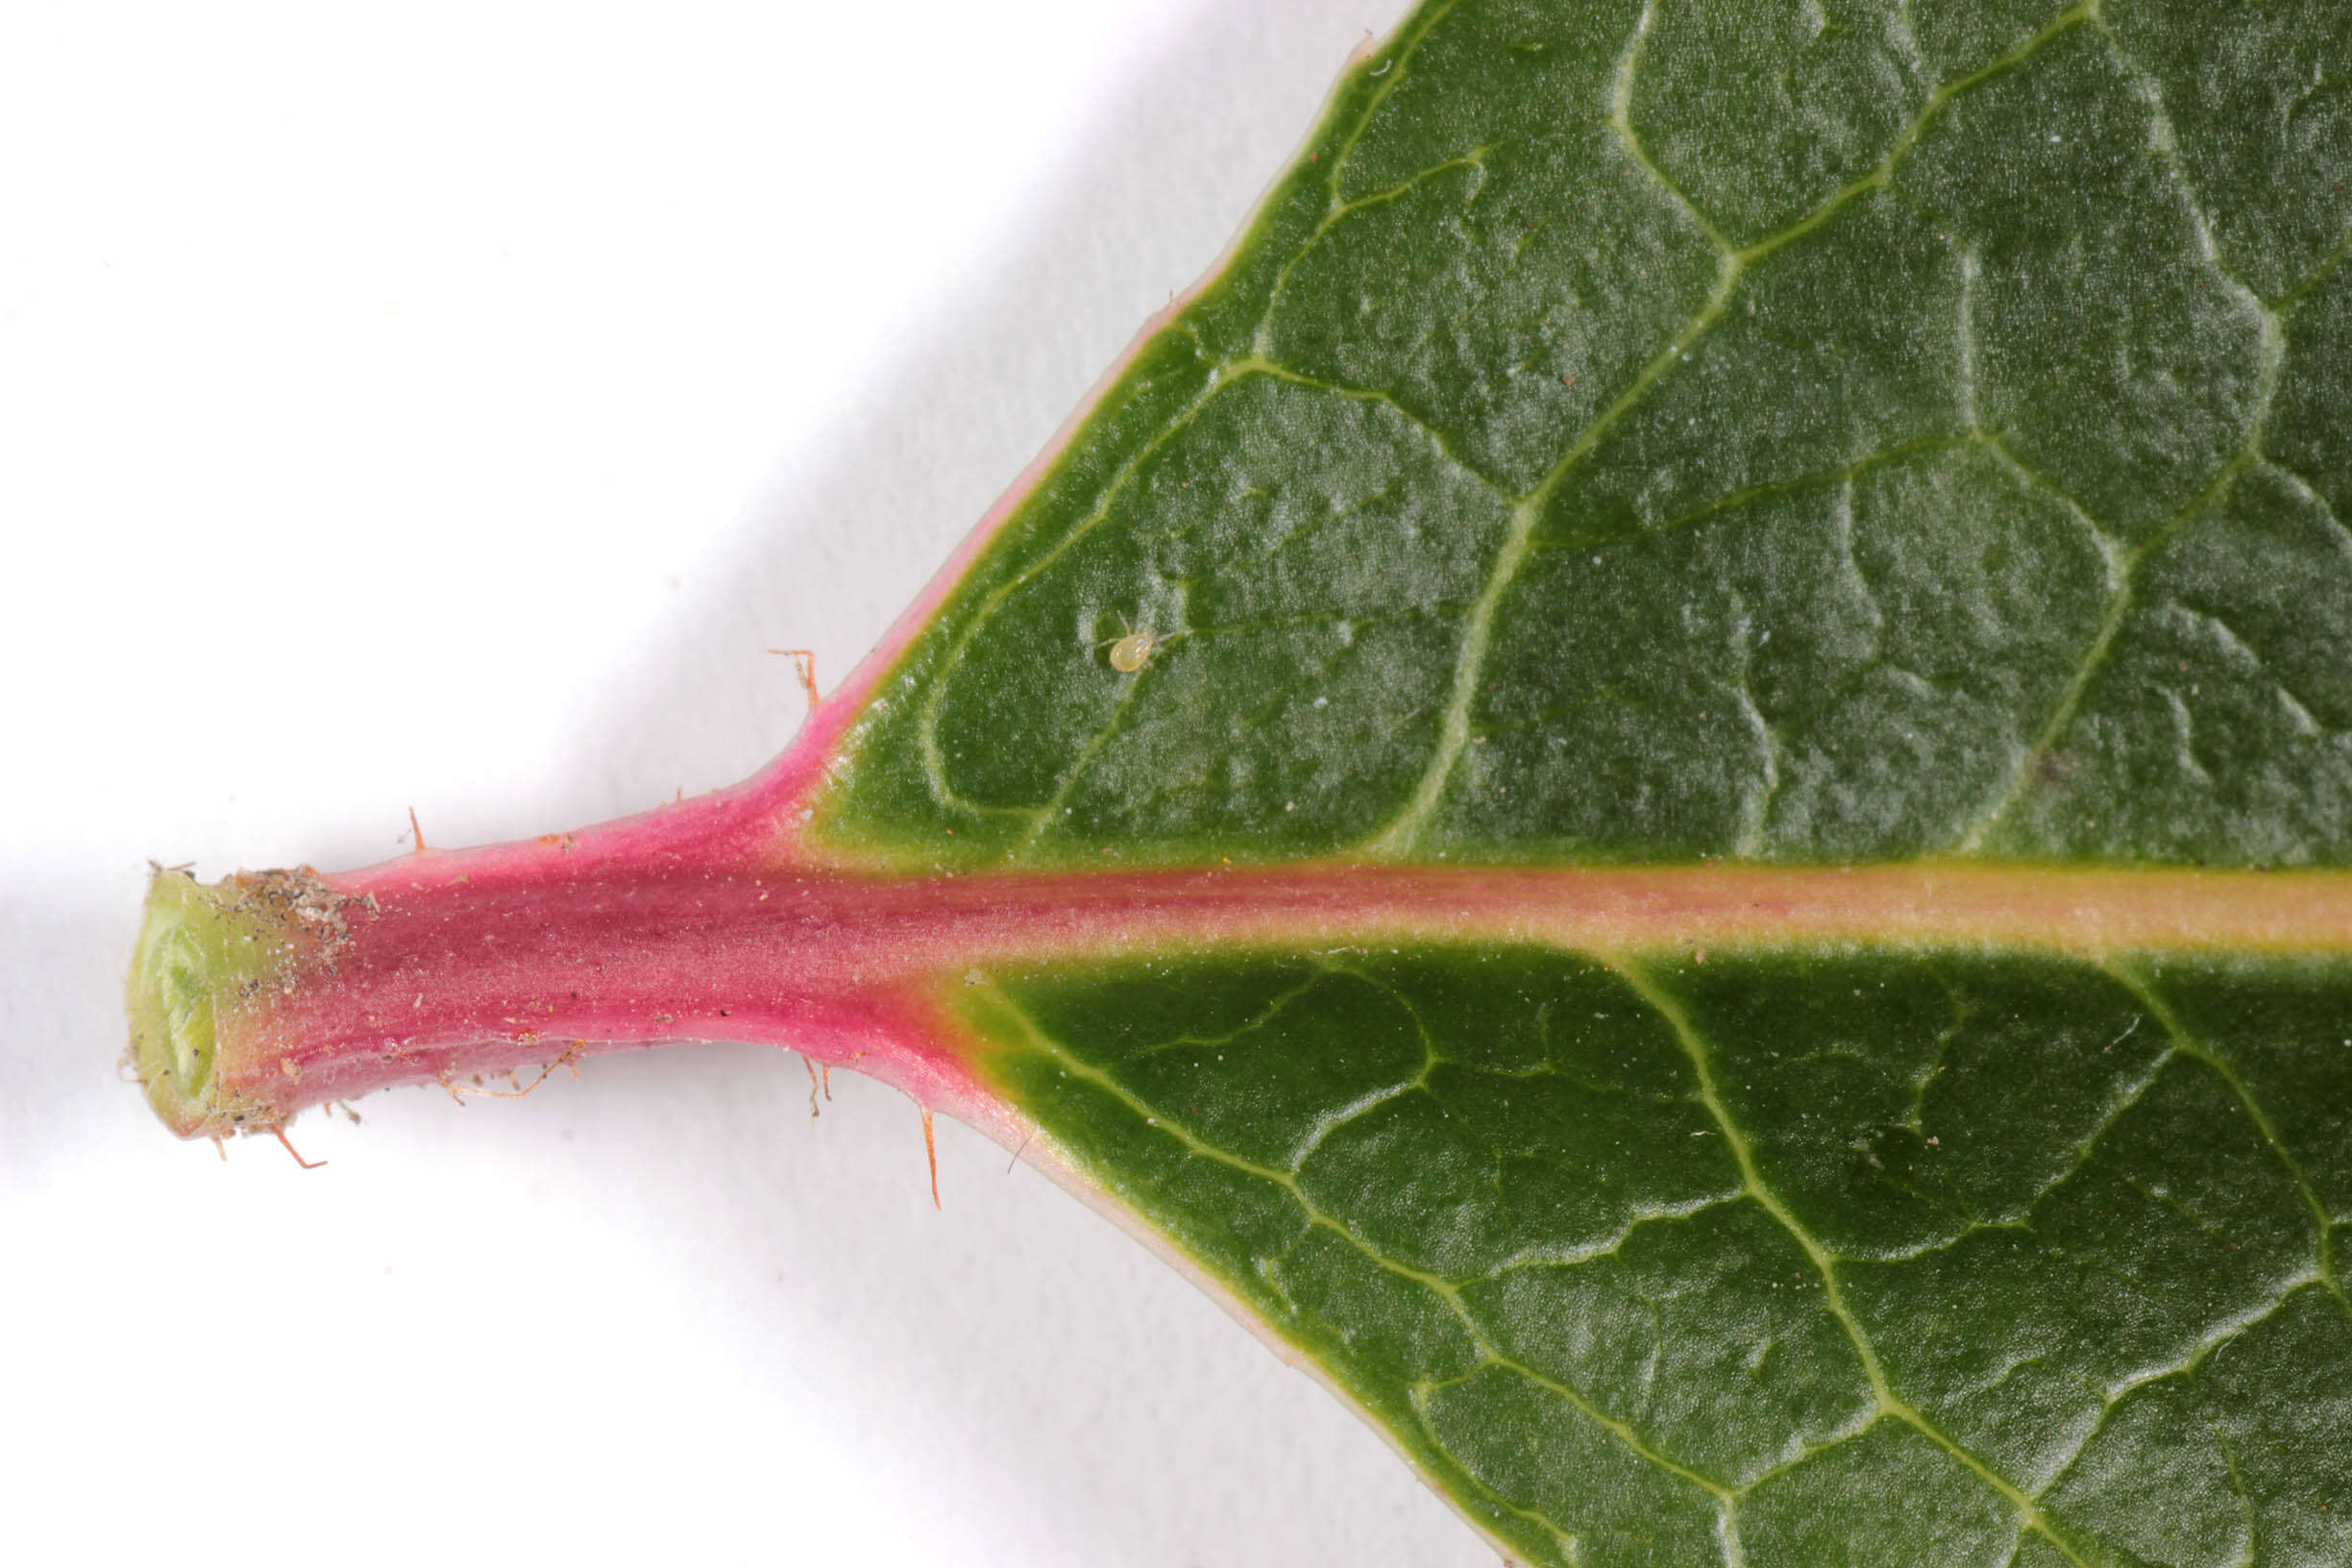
[951,944,2348,1565]
[128,1,2352,1562]
[812,0,2352,875]
[792,1,2352,1560]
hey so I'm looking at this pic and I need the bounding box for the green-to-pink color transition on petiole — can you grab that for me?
[131,2,2352,1564]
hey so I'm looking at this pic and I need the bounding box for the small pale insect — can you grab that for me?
[1097,613,1164,674]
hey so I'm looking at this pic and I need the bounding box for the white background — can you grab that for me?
[0,2,1523,1565]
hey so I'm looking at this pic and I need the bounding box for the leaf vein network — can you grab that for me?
[977,981,1745,1552]
[976,937,2344,1565]
[1354,0,2103,855]
[918,0,2114,855]
[2106,962,2344,1314]
[1607,955,2100,1567]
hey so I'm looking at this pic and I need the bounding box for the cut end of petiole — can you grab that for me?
[127,870,255,1136]
[124,864,354,1139]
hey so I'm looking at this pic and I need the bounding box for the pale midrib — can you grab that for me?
[837,862,2352,968]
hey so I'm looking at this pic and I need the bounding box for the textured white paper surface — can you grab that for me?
[0,2,1508,1564]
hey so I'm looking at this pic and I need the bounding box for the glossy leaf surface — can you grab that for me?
[813,0,2352,873]
[796,1,2352,1561]
[958,944,2349,1565]
[128,1,2352,1562]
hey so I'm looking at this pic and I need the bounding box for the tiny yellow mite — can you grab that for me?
[1097,614,1165,674]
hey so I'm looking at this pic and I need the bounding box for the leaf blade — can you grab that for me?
[958,942,2350,1566]
[807,0,2352,877]
[754,2,2352,1555]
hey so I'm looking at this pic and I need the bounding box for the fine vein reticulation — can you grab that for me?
[962,944,2349,1568]
[120,4,2315,1565]
[735,1,2352,1562]
[818,0,2352,876]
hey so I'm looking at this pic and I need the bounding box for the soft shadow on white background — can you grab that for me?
[0,3,1507,1565]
